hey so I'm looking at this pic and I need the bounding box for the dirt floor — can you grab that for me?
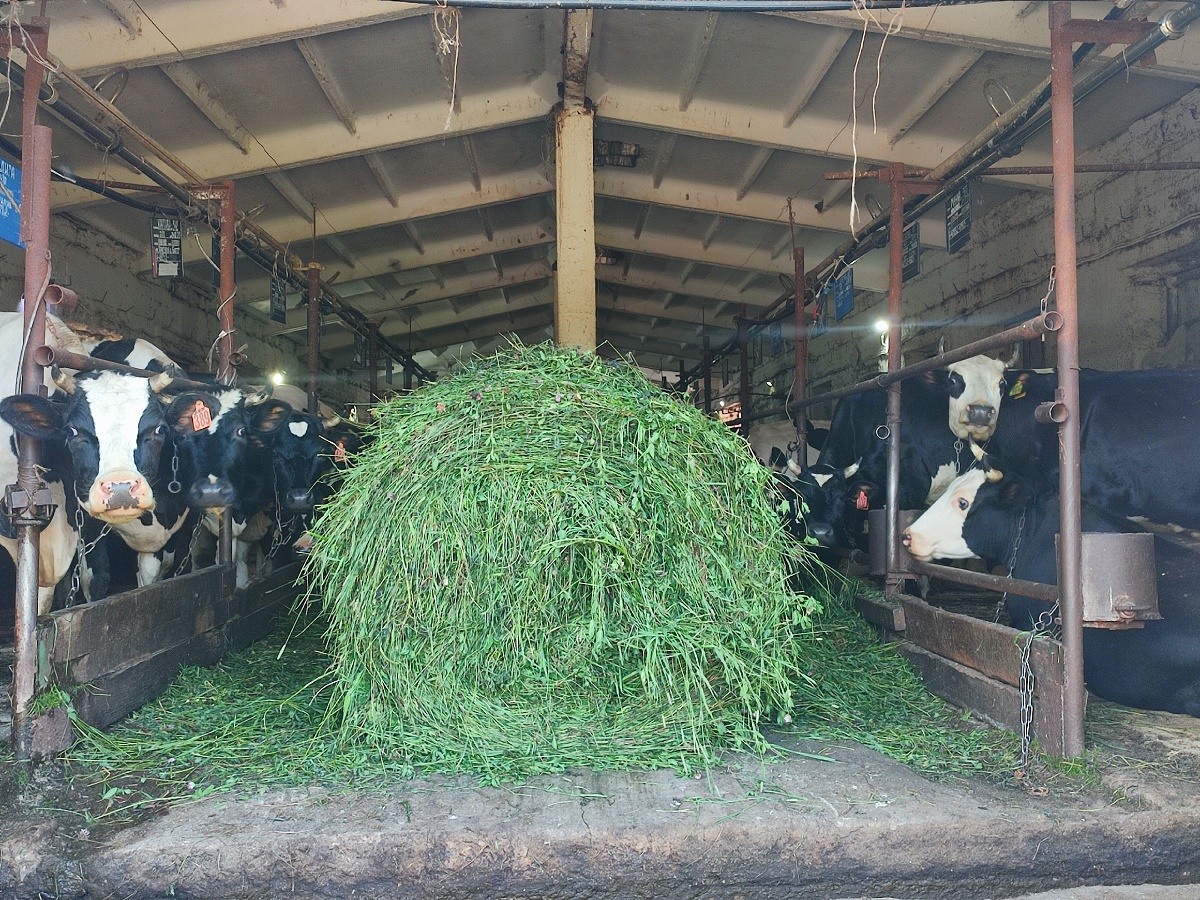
[1,703,1199,900]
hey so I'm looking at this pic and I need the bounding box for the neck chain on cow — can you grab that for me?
[67,500,111,607]
[992,507,1027,623]
[172,514,209,577]
[167,445,182,495]
[1017,604,1060,773]
[953,440,964,474]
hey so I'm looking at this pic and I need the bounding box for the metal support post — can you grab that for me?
[702,336,712,414]
[367,321,380,403]
[737,304,751,439]
[884,163,905,595]
[306,262,321,416]
[1049,0,1087,759]
[792,247,808,461]
[10,16,52,761]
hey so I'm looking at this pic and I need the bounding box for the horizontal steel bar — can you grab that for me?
[908,559,1060,604]
[777,311,1060,418]
[33,347,220,394]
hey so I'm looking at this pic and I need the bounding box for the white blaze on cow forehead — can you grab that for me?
[288,421,309,437]
[946,355,1007,441]
[209,389,243,433]
[79,372,153,474]
[904,469,987,561]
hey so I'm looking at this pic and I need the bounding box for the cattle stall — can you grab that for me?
[707,3,1200,758]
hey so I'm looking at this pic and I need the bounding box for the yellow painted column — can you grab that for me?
[554,105,597,351]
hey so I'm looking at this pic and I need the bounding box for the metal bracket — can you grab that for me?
[4,482,56,528]
[1063,17,1158,67]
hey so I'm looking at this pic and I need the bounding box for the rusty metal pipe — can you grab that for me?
[307,264,321,416]
[11,120,53,762]
[702,337,712,414]
[32,347,216,393]
[1050,0,1086,760]
[217,182,236,385]
[776,311,1060,420]
[908,560,1060,604]
[884,163,905,593]
[792,247,809,460]
[737,306,751,439]
[367,321,380,404]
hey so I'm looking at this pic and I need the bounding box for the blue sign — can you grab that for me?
[832,267,854,322]
[0,159,22,248]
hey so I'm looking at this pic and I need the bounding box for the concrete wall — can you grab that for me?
[787,85,1200,398]
[0,212,348,400]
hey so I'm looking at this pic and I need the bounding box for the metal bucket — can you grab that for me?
[1063,531,1161,629]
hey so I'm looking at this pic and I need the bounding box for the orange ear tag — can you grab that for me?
[334,440,347,464]
[856,490,869,511]
[191,400,212,431]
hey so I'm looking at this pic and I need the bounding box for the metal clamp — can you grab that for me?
[4,482,56,527]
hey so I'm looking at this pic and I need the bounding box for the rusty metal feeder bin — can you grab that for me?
[1071,532,1161,629]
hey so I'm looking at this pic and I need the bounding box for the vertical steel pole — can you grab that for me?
[215,181,236,385]
[1049,0,1086,758]
[306,263,321,416]
[702,337,712,414]
[884,162,905,592]
[738,304,752,438]
[367,321,380,404]
[12,16,52,760]
[792,247,808,461]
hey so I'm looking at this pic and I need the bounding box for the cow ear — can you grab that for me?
[247,399,292,435]
[164,392,219,435]
[0,394,65,440]
[1000,479,1031,508]
[922,369,945,387]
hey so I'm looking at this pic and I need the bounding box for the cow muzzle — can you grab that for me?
[189,477,237,511]
[965,404,996,427]
[89,473,155,521]
[808,521,835,548]
[284,489,314,513]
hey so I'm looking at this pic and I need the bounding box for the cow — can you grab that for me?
[987,368,1200,530]
[811,354,1009,556]
[0,312,88,613]
[902,455,1200,717]
[164,385,293,586]
[1,364,199,589]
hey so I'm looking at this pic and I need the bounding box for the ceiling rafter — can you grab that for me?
[651,133,678,189]
[782,28,851,127]
[701,215,723,251]
[735,147,774,201]
[678,12,719,112]
[364,153,401,208]
[160,61,253,154]
[265,170,316,221]
[403,222,426,255]
[462,135,483,191]
[297,37,358,135]
[562,9,594,109]
[888,48,984,146]
[98,0,142,36]
[478,207,495,241]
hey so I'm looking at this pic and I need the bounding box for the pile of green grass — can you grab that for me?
[303,344,822,779]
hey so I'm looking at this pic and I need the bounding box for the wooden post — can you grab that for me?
[553,104,597,351]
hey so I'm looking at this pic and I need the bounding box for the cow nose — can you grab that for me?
[284,489,314,512]
[808,522,835,547]
[901,530,913,548]
[189,478,236,510]
[966,404,995,425]
[99,478,144,510]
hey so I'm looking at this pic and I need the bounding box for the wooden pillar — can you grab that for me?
[553,104,597,351]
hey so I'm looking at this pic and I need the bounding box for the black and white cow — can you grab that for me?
[987,368,1200,530]
[164,386,293,586]
[813,354,1010,553]
[903,457,1200,717]
[0,312,83,613]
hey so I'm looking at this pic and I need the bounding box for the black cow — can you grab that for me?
[988,368,1200,530]
[904,461,1200,717]
[164,386,292,586]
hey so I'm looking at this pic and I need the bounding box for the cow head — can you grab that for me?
[0,370,175,523]
[903,443,1007,561]
[941,353,1013,441]
[165,388,292,513]
[274,411,330,514]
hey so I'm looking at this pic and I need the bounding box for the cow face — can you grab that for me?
[1,371,171,523]
[944,356,1008,441]
[274,413,330,514]
[166,389,291,513]
[902,469,989,561]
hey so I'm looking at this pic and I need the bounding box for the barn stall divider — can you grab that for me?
[710,3,1197,760]
[28,562,302,758]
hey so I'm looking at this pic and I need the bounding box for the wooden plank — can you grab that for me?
[854,594,906,633]
[1030,637,1067,758]
[898,643,1022,732]
[896,593,1060,688]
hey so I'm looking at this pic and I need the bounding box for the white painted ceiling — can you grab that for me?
[23,0,1200,378]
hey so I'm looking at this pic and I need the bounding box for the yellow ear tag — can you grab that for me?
[191,400,212,431]
[1008,380,1027,400]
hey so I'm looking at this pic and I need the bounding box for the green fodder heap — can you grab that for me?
[305,344,825,780]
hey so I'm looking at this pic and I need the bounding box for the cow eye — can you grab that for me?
[66,425,79,438]
[956,497,969,511]
[154,424,166,435]
[235,426,246,438]
[999,377,1007,389]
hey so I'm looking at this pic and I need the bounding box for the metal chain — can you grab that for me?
[172,514,208,576]
[67,500,111,606]
[1040,265,1057,315]
[167,445,182,495]
[993,508,1026,623]
[953,439,963,474]
[1018,605,1061,771]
